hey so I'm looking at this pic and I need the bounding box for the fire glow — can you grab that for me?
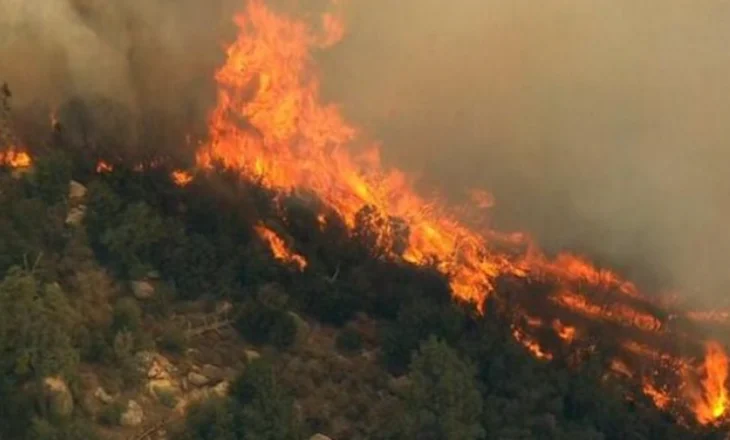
[191,0,729,425]
[1,0,727,427]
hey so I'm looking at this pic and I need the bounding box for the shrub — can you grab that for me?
[159,324,187,354]
[98,401,125,426]
[155,387,179,409]
[336,327,363,354]
[269,312,297,349]
[111,297,142,333]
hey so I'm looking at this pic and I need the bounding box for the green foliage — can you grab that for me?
[100,202,166,277]
[180,360,299,440]
[159,323,187,354]
[28,417,101,440]
[97,401,125,426]
[397,336,485,440]
[28,151,72,205]
[181,398,239,440]
[0,268,79,381]
[336,327,363,354]
[235,300,297,349]
[155,387,179,408]
[381,299,467,374]
[111,297,142,333]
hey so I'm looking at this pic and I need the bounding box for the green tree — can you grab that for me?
[399,336,485,440]
[0,268,79,381]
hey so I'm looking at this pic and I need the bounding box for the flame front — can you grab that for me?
[689,342,729,424]
[0,146,31,168]
[254,224,307,271]
[190,0,729,424]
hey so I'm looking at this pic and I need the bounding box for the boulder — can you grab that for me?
[200,364,226,384]
[43,377,74,418]
[65,205,87,226]
[120,400,144,427]
[187,372,209,387]
[94,386,113,404]
[310,435,333,440]
[68,180,87,200]
[212,380,230,397]
[131,280,155,300]
[245,350,261,362]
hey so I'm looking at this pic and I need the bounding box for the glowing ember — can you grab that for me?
[0,147,31,168]
[513,328,553,361]
[254,224,307,271]
[172,170,194,187]
[552,320,576,343]
[643,381,672,410]
[96,161,113,173]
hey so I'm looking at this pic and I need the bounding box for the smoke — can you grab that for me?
[1,0,728,303]
[317,0,730,302]
[0,0,241,156]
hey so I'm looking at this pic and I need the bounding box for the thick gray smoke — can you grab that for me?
[321,0,730,303]
[0,0,241,157]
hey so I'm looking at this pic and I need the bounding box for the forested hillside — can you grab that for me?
[0,83,726,440]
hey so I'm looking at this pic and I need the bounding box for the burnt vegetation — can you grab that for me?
[0,92,727,439]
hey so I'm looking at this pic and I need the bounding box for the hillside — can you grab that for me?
[0,135,726,439]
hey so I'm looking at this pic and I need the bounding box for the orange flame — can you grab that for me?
[254,224,307,271]
[689,342,729,424]
[195,0,730,422]
[96,161,113,173]
[0,147,32,168]
[172,170,194,187]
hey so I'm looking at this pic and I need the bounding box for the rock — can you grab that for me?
[212,380,230,397]
[94,387,113,404]
[245,350,261,362]
[43,377,74,418]
[120,400,144,427]
[388,375,411,394]
[201,364,226,384]
[187,372,209,387]
[65,205,87,226]
[68,180,87,200]
[131,280,155,300]
[310,434,332,440]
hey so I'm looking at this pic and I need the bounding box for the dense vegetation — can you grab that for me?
[0,92,725,439]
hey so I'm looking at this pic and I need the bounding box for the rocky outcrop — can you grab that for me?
[131,280,155,300]
[187,372,209,387]
[200,364,226,384]
[94,386,113,404]
[65,205,87,226]
[43,376,74,418]
[120,400,144,427]
[68,180,87,200]
[245,350,261,362]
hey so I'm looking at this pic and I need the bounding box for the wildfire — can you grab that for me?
[172,170,194,187]
[0,147,31,168]
[254,224,307,271]
[688,342,729,424]
[194,0,730,425]
[96,161,113,173]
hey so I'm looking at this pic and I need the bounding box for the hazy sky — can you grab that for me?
[1,0,729,303]
[319,0,730,301]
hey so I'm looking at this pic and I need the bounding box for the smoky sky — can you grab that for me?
[1,0,729,304]
[319,0,730,303]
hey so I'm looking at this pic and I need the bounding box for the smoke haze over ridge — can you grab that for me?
[2,0,730,304]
